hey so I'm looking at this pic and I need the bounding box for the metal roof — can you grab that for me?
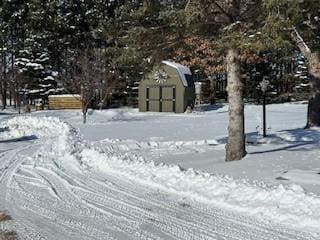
[162,61,192,87]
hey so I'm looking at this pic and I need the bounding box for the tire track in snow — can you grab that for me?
[75,172,315,240]
[74,172,313,240]
[36,169,219,239]
[0,141,46,239]
[7,186,118,240]
[10,167,161,240]
[0,141,40,207]
[9,159,304,240]
[16,162,316,240]
[13,166,183,240]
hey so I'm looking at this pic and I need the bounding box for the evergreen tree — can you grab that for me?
[187,0,265,161]
[0,0,29,108]
[99,0,189,106]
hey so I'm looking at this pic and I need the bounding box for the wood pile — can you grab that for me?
[48,95,82,110]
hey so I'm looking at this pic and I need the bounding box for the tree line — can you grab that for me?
[0,0,186,109]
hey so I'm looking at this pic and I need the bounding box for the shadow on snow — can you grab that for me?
[217,127,320,154]
[0,135,38,143]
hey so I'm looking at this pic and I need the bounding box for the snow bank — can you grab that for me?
[81,147,320,234]
[92,138,220,153]
[2,116,320,234]
[0,116,82,160]
[0,116,70,139]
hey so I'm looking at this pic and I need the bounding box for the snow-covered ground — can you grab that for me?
[0,102,320,239]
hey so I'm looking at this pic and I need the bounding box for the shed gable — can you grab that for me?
[162,61,192,87]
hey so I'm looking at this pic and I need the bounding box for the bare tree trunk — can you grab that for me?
[226,48,246,161]
[291,29,320,128]
[83,108,87,124]
[81,86,87,124]
[1,52,7,110]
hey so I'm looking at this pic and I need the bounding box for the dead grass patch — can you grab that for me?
[0,213,12,222]
[0,231,17,240]
[0,212,16,240]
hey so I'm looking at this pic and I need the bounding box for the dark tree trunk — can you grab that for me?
[306,55,320,128]
[1,52,7,110]
[226,48,246,161]
[83,109,87,124]
[306,93,320,128]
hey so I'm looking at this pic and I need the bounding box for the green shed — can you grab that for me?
[139,61,195,113]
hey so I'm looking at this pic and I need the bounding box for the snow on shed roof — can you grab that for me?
[162,61,191,87]
[48,94,81,98]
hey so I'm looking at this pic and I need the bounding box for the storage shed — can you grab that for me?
[139,61,195,113]
[48,94,82,110]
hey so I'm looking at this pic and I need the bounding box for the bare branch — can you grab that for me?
[185,0,191,10]
[212,1,233,23]
[291,27,311,60]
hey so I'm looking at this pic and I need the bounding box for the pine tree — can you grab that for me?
[98,0,189,106]
[187,0,265,161]
[0,0,30,109]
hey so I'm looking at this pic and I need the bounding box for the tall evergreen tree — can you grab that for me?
[0,0,30,108]
[188,0,265,161]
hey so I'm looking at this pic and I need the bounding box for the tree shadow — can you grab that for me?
[110,111,147,122]
[0,135,38,143]
[200,104,225,112]
[246,128,320,154]
[0,112,16,116]
[217,127,320,154]
[249,142,313,155]
[0,127,9,133]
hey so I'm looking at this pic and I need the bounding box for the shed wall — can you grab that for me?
[139,64,187,113]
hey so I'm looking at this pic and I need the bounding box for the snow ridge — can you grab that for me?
[82,147,320,234]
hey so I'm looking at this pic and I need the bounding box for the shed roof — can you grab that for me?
[162,61,192,87]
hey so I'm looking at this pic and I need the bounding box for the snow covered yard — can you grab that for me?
[37,102,320,192]
[0,102,320,239]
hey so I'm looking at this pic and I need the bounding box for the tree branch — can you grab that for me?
[212,1,233,23]
[185,0,191,10]
[291,27,311,60]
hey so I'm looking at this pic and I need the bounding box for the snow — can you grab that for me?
[0,102,320,239]
[44,76,54,81]
[15,58,30,63]
[25,62,44,70]
[28,89,42,94]
[0,116,71,140]
[39,84,52,88]
[162,60,191,86]
[278,169,320,185]
[48,94,81,98]
[81,145,320,233]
